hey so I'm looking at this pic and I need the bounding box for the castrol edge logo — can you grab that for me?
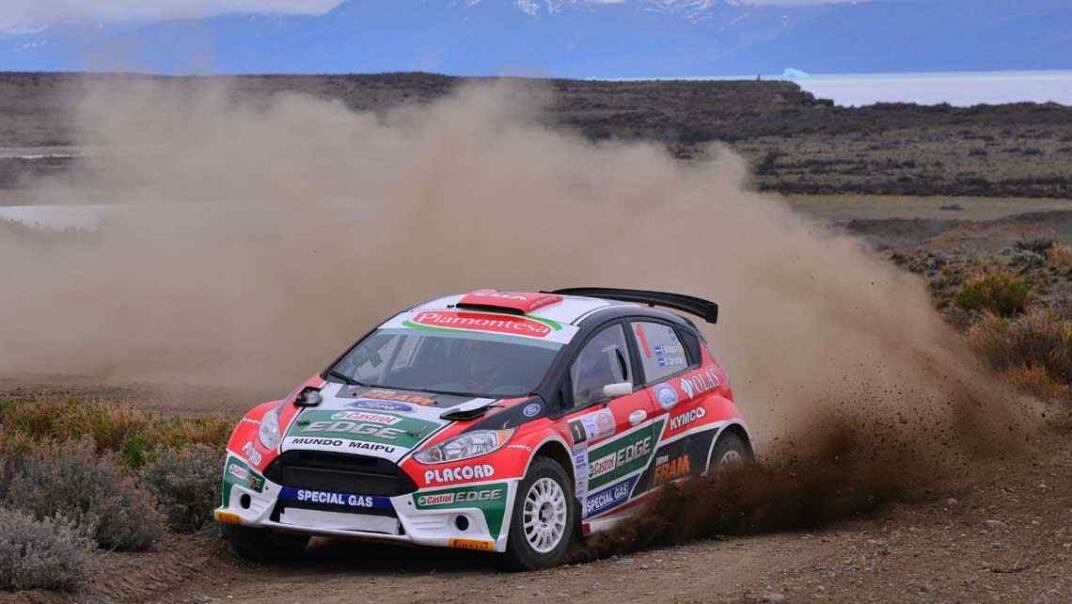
[408,311,554,338]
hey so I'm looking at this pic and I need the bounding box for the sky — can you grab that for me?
[0,0,866,32]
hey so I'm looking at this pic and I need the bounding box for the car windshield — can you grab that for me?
[328,328,563,398]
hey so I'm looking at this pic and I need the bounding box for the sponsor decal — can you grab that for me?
[347,399,415,413]
[416,486,505,507]
[289,436,345,448]
[241,441,262,467]
[306,421,405,440]
[287,409,439,448]
[279,487,392,511]
[228,463,249,481]
[657,355,686,368]
[415,483,509,538]
[653,383,680,410]
[449,538,496,552]
[654,344,684,357]
[669,406,707,431]
[568,408,615,445]
[330,410,402,425]
[418,493,455,506]
[571,442,589,509]
[522,402,542,418]
[405,311,555,339]
[347,441,397,453]
[363,389,436,406]
[588,452,617,480]
[654,454,691,484]
[459,290,563,313]
[584,476,638,518]
[588,437,652,481]
[680,369,720,400]
[222,456,265,506]
[424,463,496,485]
[586,419,664,491]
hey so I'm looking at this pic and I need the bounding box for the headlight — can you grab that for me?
[258,406,283,450]
[413,429,515,464]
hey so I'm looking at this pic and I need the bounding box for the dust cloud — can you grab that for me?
[0,79,1030,482]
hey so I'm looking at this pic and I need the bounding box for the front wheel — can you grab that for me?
[499,457,576,571]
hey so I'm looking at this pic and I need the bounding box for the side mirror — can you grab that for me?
[602,382,633,399]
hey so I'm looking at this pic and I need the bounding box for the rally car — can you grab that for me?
[215,288,752,570]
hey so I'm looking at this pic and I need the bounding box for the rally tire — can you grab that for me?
[222,525,310,562]
[499,456,576,571]
[711,430,754,469]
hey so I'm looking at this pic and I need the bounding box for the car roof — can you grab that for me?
[407,290,640,326]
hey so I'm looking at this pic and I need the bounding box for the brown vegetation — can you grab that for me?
[2,72,1072,198]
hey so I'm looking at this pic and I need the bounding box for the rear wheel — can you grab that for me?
[711,430,753,468]
[499,457,575,571]
[222,525,310,562]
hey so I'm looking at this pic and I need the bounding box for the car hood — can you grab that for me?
[279,382,498,463]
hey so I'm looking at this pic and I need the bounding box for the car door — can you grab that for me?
[560,322,660,520]
[628,319,714,492]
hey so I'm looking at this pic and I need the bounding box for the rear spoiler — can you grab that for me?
[548,287,718,324]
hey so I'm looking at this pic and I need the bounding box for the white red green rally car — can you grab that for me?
[215,288,752,570]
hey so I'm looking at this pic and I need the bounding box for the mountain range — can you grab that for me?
[1,0,1070,77]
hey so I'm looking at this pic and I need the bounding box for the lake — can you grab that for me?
[790,70,1072,107]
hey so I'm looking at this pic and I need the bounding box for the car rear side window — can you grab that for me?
[631,321,689,383]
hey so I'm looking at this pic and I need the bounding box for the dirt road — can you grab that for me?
[28,432,1060,604]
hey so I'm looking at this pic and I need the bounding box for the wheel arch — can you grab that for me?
[706,421,755,469]
[532,439,575,485]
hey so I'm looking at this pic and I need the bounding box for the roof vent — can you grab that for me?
[456,290,563,315]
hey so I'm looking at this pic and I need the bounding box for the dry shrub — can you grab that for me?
[1003,365,1070,401]
[4,441,164,551]
[954,270,1030,317]
[0,509,88,592]
[1047,243,1072,269]
[141,445,223,532]
[968,310,1072,384]
[0,397,232,467]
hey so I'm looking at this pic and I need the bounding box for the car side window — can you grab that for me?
[631,321,689,383]
[570,324,632,408]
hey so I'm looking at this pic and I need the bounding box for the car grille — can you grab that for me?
[264,450,418,497]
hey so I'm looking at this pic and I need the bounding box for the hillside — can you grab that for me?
[0,0,1070,76]
[2,72,1072,199]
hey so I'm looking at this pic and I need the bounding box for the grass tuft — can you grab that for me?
[954,269,1030,317]
[0,397,232,468]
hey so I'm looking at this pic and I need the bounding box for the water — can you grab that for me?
[789,70,1072,108]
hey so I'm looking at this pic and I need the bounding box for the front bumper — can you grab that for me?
[216,455,516,553]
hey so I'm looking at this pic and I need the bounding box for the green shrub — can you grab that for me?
[954,270,1030,317]
[4,441,164,551]
[0,509,88,592]
[141,445,223,532]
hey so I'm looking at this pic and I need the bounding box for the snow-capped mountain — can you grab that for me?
[0,0,1069,77]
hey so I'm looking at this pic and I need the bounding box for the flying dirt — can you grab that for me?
[0,79,1040,561]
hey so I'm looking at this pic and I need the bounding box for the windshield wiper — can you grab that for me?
[326,370,364,386]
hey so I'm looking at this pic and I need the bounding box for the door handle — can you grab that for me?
[628,410,648,426]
